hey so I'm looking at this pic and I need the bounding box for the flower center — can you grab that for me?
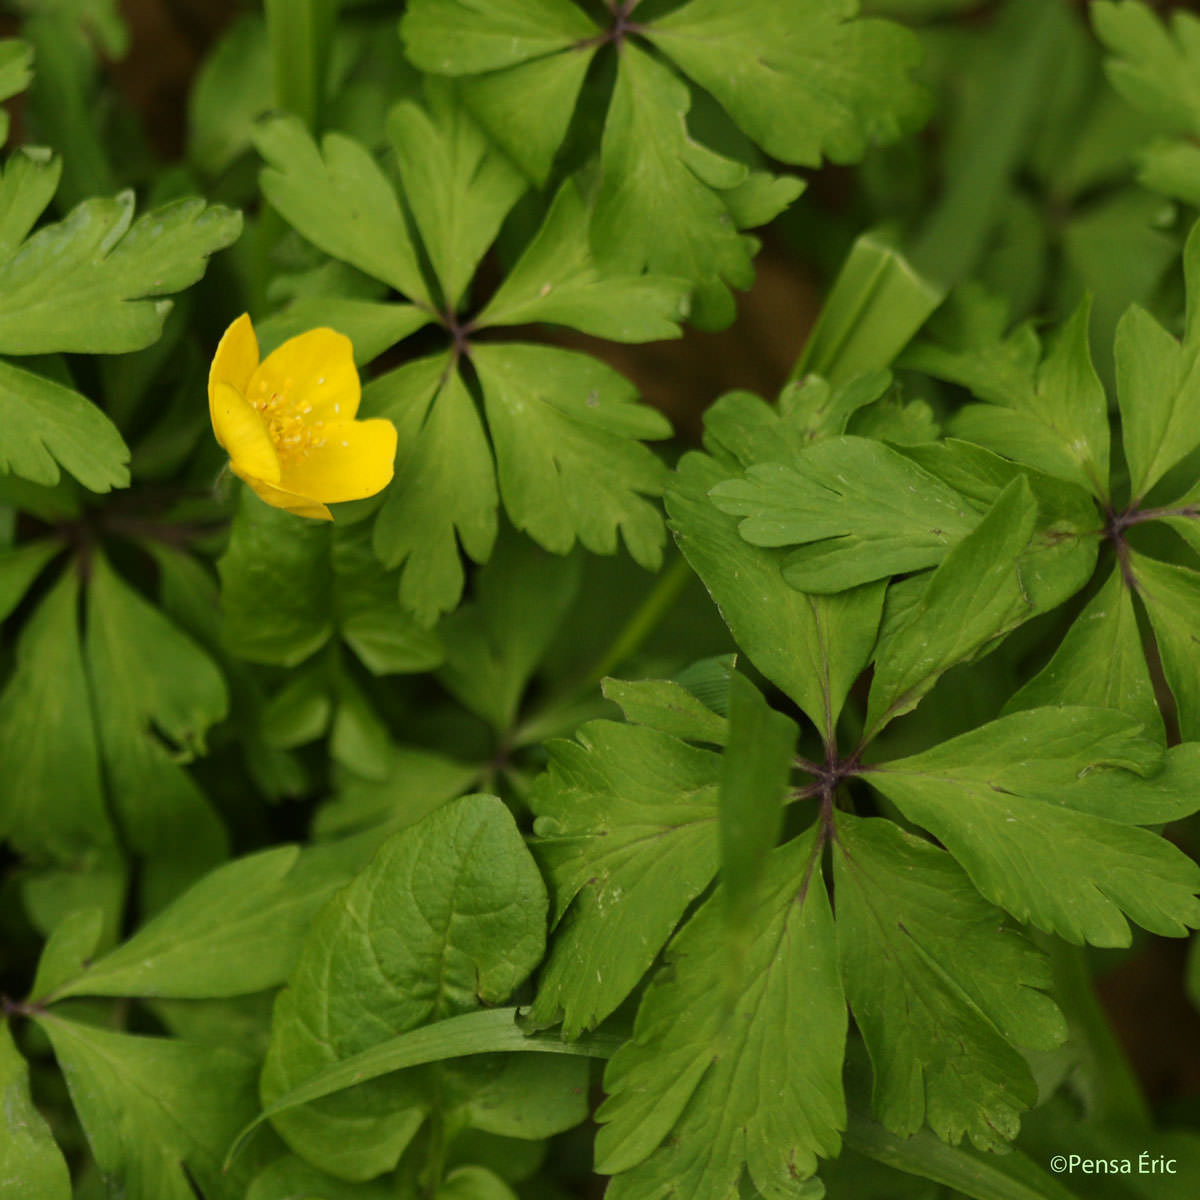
[251,375,326,466]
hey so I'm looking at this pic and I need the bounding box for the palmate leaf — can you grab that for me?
[403,0,922,324]
[0,151,235,490]
[866,707,1200,946]
[1006,568,1163,741]
[646,0,926,166]
[667,397,884,736]
[0,569,119,864]
[1130,552,1200,740]
[904,294,1110,499]
[864,476,1038,739]
[472,343,671,571]
[1112,222,1200,501]
[262,795,585,1181]
[388,88,527,309]
[256,115,431,304]
[45,840,363,1002]
[596,826,844,1200]
[710,435,985,591]
[0,188,241,355]
[833,815,1065,1151]
[593,40,801,330]
[475,181,692,341]
[258,111,684,621]
[0,1021,71,1199]
[373,365,499,625]
[529,721,720,1038]
[0,357,129,492]
[37,1015,259,1200]
[86,553,229,909]
[1094,1,1200,207]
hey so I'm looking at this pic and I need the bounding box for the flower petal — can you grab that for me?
[209,313,259,403]
[235,471,333,521]
[278,418,398,503]
[211,382,280,483]
[248,327,360,423]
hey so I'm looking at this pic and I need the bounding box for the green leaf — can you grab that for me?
[233,1007,616,1166]
[48,842,360,1000]
[668,452,883,733]
[596,827,845,1198]
[188,14,272,176]
[388,89,526,310]
[647,0,925,167]
[333,524,444,674]
[248,1155,395,1200]
[797,233,945,384]
[0,569,119,862]
[0,358,129,492]
[844,1101,1081,1200]
[0,149,61,259]
[0,40,32,145]
[261,795,548,1180]
[867,707,1200,946]
[601,671,729,747]
[37,1015,259,1200]
[255,115,431,305]
[219,490,334,665]
[314,744,480,839]
[220,493,443,670]
[438,1166,519,1200]
[897,439,1100,614]
[0,1021,71,1199]
[1006,568,1162,741]
[0,191,241,354]
[30,906,104,1000]
[864,476,1038,739]
[86,553,228,908]
[528,721,720,1037]
[402,0,598,72]
[472,342,670,570]
[719,673,796,925]
[256,296,431,365]
[593,41,762,330]
[1113,225,1200,499]
[373,366,498,623]
[906,294,1110,498]
[833,815,1064,1150]
[476,181,692,341]
[711,435,985,592]
[1094,1,1200,136]
[0,538,61,621]
[437,531,581,732]
[1130,552,1200,740]
[401,0,600,184]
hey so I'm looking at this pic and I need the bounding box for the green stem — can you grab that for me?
[580,552,693,690]
[263,0,340,132]
[1048,939,1152,1130]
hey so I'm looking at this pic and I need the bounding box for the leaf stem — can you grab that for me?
[1047,939,1152,1131]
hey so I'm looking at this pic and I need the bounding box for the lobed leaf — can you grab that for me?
[472,342,670,572]
[867,708,1200,946]
[834,815,1064,1151]
[596,827,845,1199]
[0,1022,71,1199]
[529,720,720,1038]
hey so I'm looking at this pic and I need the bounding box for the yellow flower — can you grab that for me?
[208,314,397,521]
